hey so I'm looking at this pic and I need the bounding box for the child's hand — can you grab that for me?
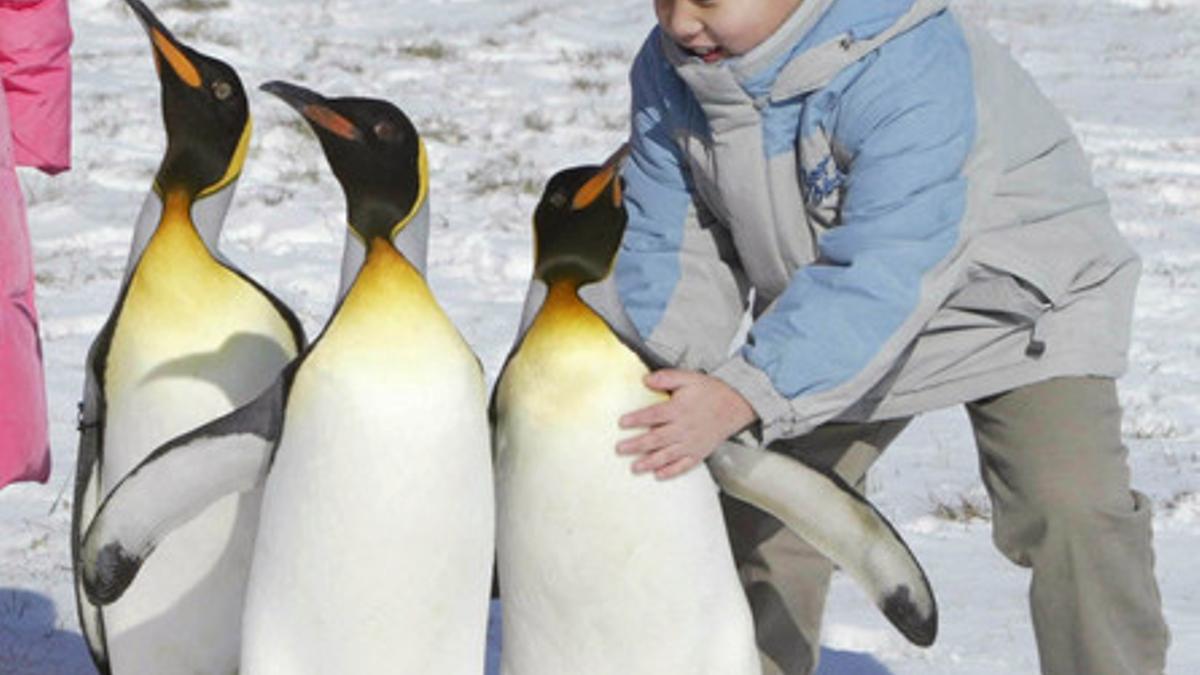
[617,369,757,480]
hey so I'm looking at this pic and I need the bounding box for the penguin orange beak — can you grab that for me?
[260,81,364,142]
[572,142,630,211]
[126,0,203,89]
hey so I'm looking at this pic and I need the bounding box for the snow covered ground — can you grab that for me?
[2,0,1197,672]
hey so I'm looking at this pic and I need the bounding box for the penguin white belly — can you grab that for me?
[241,269,494,675]
[101,225,297,675]
[495,321,759,675]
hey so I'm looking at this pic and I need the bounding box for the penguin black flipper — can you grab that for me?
[80,365,296,607]
[708,440,937,646]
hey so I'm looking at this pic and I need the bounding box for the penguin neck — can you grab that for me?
[364,236,415,272]
[123,188,239,323]
[318,237,451,361]
[529,279,610,343]
[341,238,427,309]
[544,278,584,302]
[338,200,429,301]
[125,186,225,289]
[126,178,236,280]
[511,277,646,399]
[147,188,212,260]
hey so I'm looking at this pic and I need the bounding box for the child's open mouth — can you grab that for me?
[688,46,727,63]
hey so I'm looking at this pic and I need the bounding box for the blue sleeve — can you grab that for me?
[614,30,695,340]
[735,21,975,433]
[614,31,753,370]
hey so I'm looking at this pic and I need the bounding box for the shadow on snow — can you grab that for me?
[484,600,895,675]
[0,595,890,674]
[0,588,96,674]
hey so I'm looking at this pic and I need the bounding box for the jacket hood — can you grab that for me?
[661,0,948,100]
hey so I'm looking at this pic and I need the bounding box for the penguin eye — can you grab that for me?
[373,121,399,142]
[548,191,568,209]
[212,80,234,101]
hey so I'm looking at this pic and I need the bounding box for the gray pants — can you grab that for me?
[723,377,1170,675]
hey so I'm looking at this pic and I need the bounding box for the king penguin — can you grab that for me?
[80,82,494,675]
[71,2,305,673]
[492,147,937,675]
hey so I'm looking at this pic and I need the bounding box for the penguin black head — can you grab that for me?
[126,0,250,199]
[261,81,426,245]
[533,144,630,287]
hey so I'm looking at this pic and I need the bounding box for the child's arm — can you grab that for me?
[609,32,756,479]
[619,24,976,476]
[617,369,756,479]
[710,34,975,446]
[615,30,752,370]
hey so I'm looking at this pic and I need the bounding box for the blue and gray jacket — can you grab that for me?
[612,0,1139,443]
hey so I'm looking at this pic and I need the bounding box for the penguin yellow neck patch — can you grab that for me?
[154,189,207,245]
[498,280,658,424]
[110,186,299,427]
[311,239,475,376]
[152,30,202,89]
[389,140,429,240]
[198,118,253,199]
[527,282,617,350]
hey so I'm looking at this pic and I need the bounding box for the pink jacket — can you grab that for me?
[1,0,72,489]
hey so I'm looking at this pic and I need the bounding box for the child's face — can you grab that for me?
[655,0,804,63]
